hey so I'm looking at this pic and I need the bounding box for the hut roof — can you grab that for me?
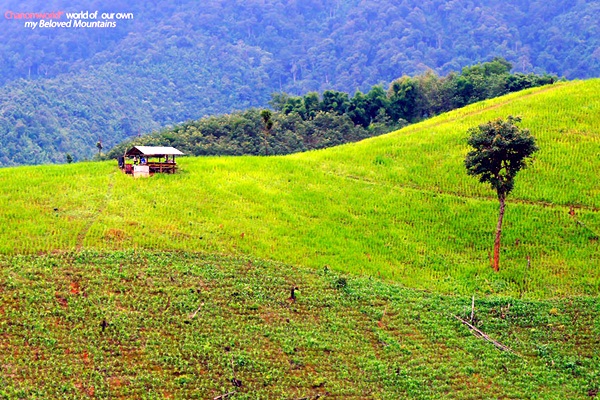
[125,146,184,156]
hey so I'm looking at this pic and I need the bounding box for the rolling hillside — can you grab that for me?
[1,79,598,297]
[1,80,599,398]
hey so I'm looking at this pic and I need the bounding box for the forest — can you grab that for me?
[0,0,597,165]
[106,58,556,158]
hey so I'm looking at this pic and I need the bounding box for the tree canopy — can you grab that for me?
[465,116,539,199]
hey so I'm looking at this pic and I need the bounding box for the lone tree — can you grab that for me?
[465,116,538,271]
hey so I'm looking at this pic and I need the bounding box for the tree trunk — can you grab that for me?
[263,130,269,156]
[493,195,506,272]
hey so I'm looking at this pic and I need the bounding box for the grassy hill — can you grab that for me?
[1,80,598,297]
[0,80,599,398]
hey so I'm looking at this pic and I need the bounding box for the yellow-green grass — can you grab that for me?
[1,80,599,298]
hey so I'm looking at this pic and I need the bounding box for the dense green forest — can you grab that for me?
[107,59,556,158]
[0,0,597,165]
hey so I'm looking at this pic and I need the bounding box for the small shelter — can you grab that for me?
[119,146,184,177]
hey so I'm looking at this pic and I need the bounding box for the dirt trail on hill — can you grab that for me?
[76,171,115,250]
[336,172,599,212]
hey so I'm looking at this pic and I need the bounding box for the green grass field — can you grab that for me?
[1,80,599,398]
[1,80,598,297]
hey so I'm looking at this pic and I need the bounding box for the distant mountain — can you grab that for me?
[0,0,598,166]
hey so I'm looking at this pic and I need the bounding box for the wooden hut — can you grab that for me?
[119,146,184,177]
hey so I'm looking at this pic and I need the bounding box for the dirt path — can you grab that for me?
[76,171,115,250]
[337,171,600,212]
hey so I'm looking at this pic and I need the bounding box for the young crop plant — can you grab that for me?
[465,116,538,272]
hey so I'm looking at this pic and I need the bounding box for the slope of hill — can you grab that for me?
[1,80,598,298]
[1,0,599,166]
[1,82,599,398]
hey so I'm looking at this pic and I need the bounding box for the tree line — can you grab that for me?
[107,58,556,159]
[272,58,556,128]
